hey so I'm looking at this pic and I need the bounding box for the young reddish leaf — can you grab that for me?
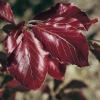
[32,23,89,67]
[4,2,98,91]
[5,29,49,91]
[5,22,25,55]
[33,2,97,30]
[45,17,86,30]
[5,22,67,90]
[0,0,14,24]
[47,56,66,80]
[88,41,100,61]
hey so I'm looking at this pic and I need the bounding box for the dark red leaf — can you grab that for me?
[64,80,87,89]
[45,17,86,30]
[4,2,98,91]
[34,2,97,30]
[88,41,100,61]
[4,22,25,55]
[32,23,89,67]
[0,0,14,24]
[5,22,67,90]
[47,56,66,80]
[5,28,49,91]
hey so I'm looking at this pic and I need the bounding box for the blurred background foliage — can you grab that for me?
[0,0,100,100]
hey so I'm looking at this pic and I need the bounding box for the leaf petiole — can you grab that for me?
[27,20,44,24]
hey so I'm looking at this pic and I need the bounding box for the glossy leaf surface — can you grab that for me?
[5,22,25,55]
[45,17,86,30]
[34,2,97,30]
[4,2,98,91]
[32,24,89,67]
[47,57,66,80]
[5,28,49,91]
[32,2,98,67]
[0,0,14,24]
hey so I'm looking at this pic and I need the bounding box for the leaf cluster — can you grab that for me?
[0,0,98,94]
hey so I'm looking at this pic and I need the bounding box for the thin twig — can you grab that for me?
[27,20,44,24]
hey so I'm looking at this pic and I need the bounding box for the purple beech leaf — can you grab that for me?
[45,17,86,30]
[5,22,25,55]
[5,22,67,90]
[4,2,98,91]
[47,56,66,80]
[0,0,14,24]
[5,29,49,91]
[33,2,98,30]
[32,23,89,67]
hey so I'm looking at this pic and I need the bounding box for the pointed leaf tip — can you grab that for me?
[5,26,49,90]
[4,2,98,91]
[32,24,89,67]
[47,56,66,80]
[0,0,14,24]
